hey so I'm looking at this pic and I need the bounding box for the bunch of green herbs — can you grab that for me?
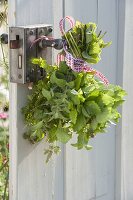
[22,58,126,162]
[62,21,111,64]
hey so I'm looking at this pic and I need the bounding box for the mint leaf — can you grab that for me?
[74,114,86,132]
[42,88,51,100]
[85,145,93,150]
[101,94,114,105]
[48,127,57,142]
[72,132,89,150]
[84,101,101,116]
[68,91,80,105]
[59,61,69,74]
[96,108,110,123]
[56,127,72,144]
[69,109,77,124]
[31,57,46,68]
[31,121,43,131]
[74,73,83,90]
[50,71,66,87]
[82,106,90,118]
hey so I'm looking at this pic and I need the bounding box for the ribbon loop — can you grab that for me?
[59,16,75,35]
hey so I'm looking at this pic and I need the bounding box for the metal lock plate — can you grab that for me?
[9,24,52,84]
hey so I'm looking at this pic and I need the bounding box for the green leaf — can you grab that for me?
[82,106,90,118]
[69,109,77,124]
[86,32,93,43]
[30,129,45,143]
[96,108,110,123]
[68,91,80,105]
[77,89,85,102]
[72,131,89,149]
[59,61,69,74]
[71,143,83,149]
[42,88,51,100]
[102,94,114,105]
[74,74,83,90]
[50,71,66,87]
[56,127,72,144]
[82,85,95,94]
[82,51,100,64]
[48,127,57,142]
[45,151,53,163]
[99,40,112,48]
[90,118,98,130]
[85,145,93,150]
[53,146,61,154]
[66,81,75,88]
[89,43,101,55]
[78,132,88,147]
[88,90,100,98]
[31,121,43,131]
[31,57,46,68]
[87,23,97,31]
[74,114,86,132]
[84,101,101,116]
[70,89,85,102]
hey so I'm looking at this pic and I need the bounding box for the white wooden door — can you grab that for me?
[9,0,125,200]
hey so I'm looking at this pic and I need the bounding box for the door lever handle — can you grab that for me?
[39,38,63,50]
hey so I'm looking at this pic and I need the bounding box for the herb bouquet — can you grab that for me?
[22,17,126,162]
[61,19,111,64]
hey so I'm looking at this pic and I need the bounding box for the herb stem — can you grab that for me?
[63,32,77,57]
[0,160,8,173]
[69,32,81,57]
[3,170,9,200]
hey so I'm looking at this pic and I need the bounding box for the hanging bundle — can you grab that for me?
[22,16,126,163]
[57,16,110,84]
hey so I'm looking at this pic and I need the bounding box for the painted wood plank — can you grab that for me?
[115,0,125,199]
[52,1,65,200]
[64,1,98,200]
[95,1,118,199]
[9,2,18,199]
[64,0,98,23]
[9,0,64,199]
[64,0,118,199]
[117,0,133,199]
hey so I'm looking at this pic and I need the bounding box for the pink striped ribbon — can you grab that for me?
[57,53,65,66]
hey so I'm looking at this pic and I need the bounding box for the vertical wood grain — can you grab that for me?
[9,0,64,199]
[115,0,125,199]
[96,1,118,199]
[8,1,18,199]
[117,0,133,199]
[64,1,98,200]
[64,0,118,200]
